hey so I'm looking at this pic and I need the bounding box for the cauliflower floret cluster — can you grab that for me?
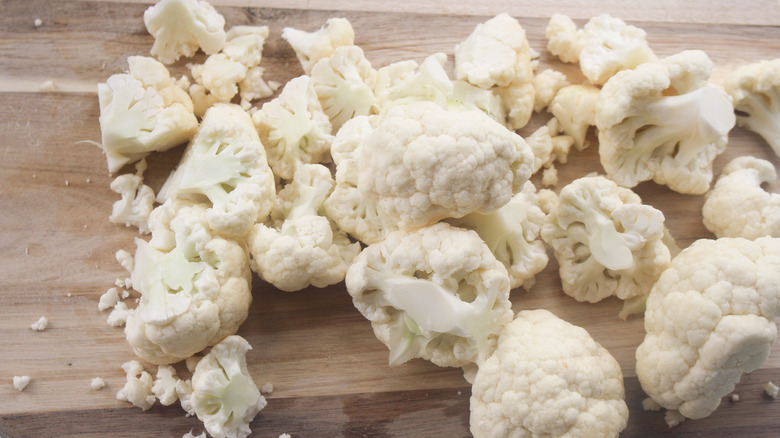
[144,0,226,64]
[282,18,355,75]
[724,59,780,156]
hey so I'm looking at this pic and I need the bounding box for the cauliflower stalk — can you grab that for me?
[143,0,226,64]
[724,59,780,156]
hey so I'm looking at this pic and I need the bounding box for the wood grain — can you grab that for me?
[1,1,780,437]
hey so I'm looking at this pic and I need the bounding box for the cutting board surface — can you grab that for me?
[2,1,780,437]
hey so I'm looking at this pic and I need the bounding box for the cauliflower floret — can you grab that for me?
[724,59,780,156]
[548,84,600,150]
[124,199,252,364]
[13,376,31,392]
[541,175,671,304]
[524,117,576,174]
[109,159,155,234]
[451,181,548,290]
[249,164,361,292]
[116,360,156,411]
[143,0,226,64]
[496,81,535,130]
[97,56,198,174]
[545,14,584,64]
[596,50,736,194]
[158,103,276,238]
[703,156,780,239]
[239,66,278,105]
[282,17,355,75]
[345,222,514,369]
[636,236,780,420]
[99,287,121,311]
[253,75,335,181]
[470,309,628,438]
[152,365,179,406]
[532,69,570,112]
[190,335,266,438]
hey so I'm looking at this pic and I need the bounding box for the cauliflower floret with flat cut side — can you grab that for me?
[470,309,628,438]
[636,236,780,420]
[282,18,355,75]
[579,14,657,85]
[724,59,780,156]
[124,199,252,365]
[451,181,548,290]
[191,336,266,438]
[596,50,736,194]
[541,176,671,304]
[97,56,198,174]
[143,0,225,64]
[549,84,600,150]
[703,156,780,239]
[253,75,335,181]
[249,164,360,292]
[545,14,584,64]
[346,222,514,369]
[532,69,570,113]
[116,360,156,411]
[158,104,275,238]
[109,159,155,234]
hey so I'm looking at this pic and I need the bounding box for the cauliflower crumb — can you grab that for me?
[98,287,120,312]
[64,179,69,186]
[30,316,48,331]
[182,431,206,438]
[185,355,201,373]
[40,80,55,92]
[66,292,73,298]
[106,301,131,327]
[24,247,28,255]
[641,397,663,411]
[120,290,130,299]
[13,376,31,391]
[34,18,42,27]
[541,166,558,187]
[664,410,686,428]
[115,249,135,270]
[116,360,155,411]
[261,382,274,394]
[765,381,780,399]
[91,377,106,390]
[86,177,92,183]
[730,393,740,402]
[279,434,291,438]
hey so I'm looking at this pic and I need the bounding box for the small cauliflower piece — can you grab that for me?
[91,377,106,390]
[548,84,600,150]
[152,365,179,406]
[30,316,48,331]
[345,222,514,369]
[99,287,121,312]
[723,59,780,156]
[703,156,780,239]
[183,431,207,438]
[97,56,198,174]
[282,17,355,75]
[636,236,780,420]
[524,117,576,174]
[13,376,31,392]
[109,159,155,234]
[124,199,253,364]
[191,335,266,438]
[545,14,584,64]
[470,309,628,438]
[532,69,570,112]
[116,360,156,411]
[541,176,671,304]
[143,0,226,64]
[765,381,780,399]
[107,301,131,327]
[596,50,736,194]
[253,75,335,181]
[158,104,276,238]
[451,181,548,290]
[249,164,361,291]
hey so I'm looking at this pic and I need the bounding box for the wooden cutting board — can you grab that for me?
[2,1,780,437]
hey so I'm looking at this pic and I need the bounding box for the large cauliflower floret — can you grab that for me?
[596,50,736,194]
[249,164,361,292]
[190,335,266,438]
[356,101,534,230]
[345,222,514,369]
[452,181,549,290]
[703,156,780,239]
[143,0,226,64]
[541,176,671,303]
[636,237,780,420]
[723,59,780,156]
[282,17,355,75]
[124,198,252,365]
[253,75,335,181]
[97,56,198,174]
[470,309,628,438]
[158,103,276,238]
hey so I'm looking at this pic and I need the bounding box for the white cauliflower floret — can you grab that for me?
[107,301,131,327]
[532,69,570,112]
[152,365,179,406]
[99,287,121,312]
[636,236,780,420]
[496,81,535,130]
[310,45,378,132]
[724,59,780,156]
[249,164,361,292]
[124,199,252,364]
[30,316,48,331]
[109,159,155,234]
[97,56,198,174]
[116,360,156,411]
[524,117,576,174]
[470,309,628,438]
[13,376,31,392]
[190,335,266,438]
[452,181,548,290]
[596,50,736,194]
[703,156,780,239]
[282,17,355,75]
[345,222,514,369]
[545,14,584,64]
[541,176,671,304]
[143,0,225,64]
[158,104,276,238]
[253,75,335,181]
[239,66,278,104]
[548,84,600,150]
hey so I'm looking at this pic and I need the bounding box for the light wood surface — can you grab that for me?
[1,1,780,437]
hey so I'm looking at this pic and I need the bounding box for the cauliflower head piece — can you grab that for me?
[724,58,780,156]
[541,176,671,303]
[97,56,198,174]
[125,199,252,364]
[636,236,780,420]
[282,17,355,75]
[470,309,628,438]
[545,14,584,64]
[249,164,361,292]
[191,335,266,438]
[549,84,600,150]
[596,50,736,194]
[158,103,276,238]
[143,0,226,64]
[345,222,514,369]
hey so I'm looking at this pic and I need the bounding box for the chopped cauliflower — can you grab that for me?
[116,360,156,411]
[524,117,576,174]
[182,431,207,438]
[765,381,780,399]
[548,84,600,150]
[282,17,355,75]
[109,159,155,234]
[143,0,226,64]
[13,376,31,392]
[99,287,121,311]
[91,377,106,390]
[723,58,780,156]
[107,301,131,327]
[30,316,48,331]
[545,14,584,64]
[532,69,570,112]
[261,382,274,394]
[152,365,179,406]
